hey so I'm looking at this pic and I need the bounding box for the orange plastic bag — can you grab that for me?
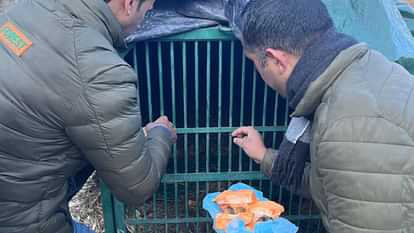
[214,190,257,213]
[247,201,285,222]
[213,189,285,231]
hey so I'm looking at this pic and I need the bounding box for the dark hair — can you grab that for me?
[240,0,333,56]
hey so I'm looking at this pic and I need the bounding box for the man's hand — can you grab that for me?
[232,127,267,163]
[145,116,177,143]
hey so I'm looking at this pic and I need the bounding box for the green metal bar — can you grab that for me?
[156,41,168,233]
[143,204,148,232]
[276,93,289,202]
[262,85,268,126]
[297,197,303,228]
[152,192,157,220]
[272,94,280,149]
[269,94,280,200]
[132,46,139,207]
[153,27,235,42]
[262,84,269,124]
[218,41,223,190]
[288,191,293,216]
[206,41,211,174]
[143,35,150,227]
[175,126,286,135]
[127,217,211,225]
[114,198,126,233]
[205,41,211,233]
[158,42,165,115]
[278,184,283,203]
[249,69,258,175]
[182,41,190,231]
[306,200,315,233]
[228,41,235,175]
[143,203,148,232]
[194,41,201,232]
[161,171,267,183]
[163,184,168,233]
[239,54,246,173]
[282,90,290,213]
[306,218,311,233]
[126,214,320,225]
[269,182,274,200]
[282,89,290,208]
[259,85,270,191]
[100,181,116,233]
[145,42,153,119]
[170,41,180,233]
[133,46,144,233]
[152,43,162,223]
[317,219,322,232]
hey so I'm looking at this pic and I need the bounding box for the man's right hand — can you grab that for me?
[145,116,177,143]
[232,126,267,163]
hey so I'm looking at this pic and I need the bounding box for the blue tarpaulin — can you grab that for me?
[129,0,414,63]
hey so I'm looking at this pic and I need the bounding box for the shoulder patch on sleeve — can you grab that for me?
[0,21,33,57]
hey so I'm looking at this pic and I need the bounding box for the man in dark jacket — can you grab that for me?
[0,0,176,232]
[232,0,414,232]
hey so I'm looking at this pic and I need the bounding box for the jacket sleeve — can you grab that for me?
[261,149,311,199]
[65,55,172,206]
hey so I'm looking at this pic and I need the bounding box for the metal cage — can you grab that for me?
[101,27,324,233]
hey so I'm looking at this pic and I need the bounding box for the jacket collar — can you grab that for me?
[292,43,369,117]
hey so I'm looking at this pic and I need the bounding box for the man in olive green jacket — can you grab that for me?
[0,0,176,232]
[232,0,414,232]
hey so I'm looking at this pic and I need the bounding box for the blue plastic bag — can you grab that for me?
[72,220,95,233]
[203,183,298,233]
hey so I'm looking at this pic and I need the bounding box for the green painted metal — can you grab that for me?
[228,41,235,186]
[114,198,126,233]
[102,27,326,233]
[249,68,257,176]
[169,41,180,233]
[239,54,246,173]
[100,181,116,233]
[158,42,165,115]
[194,41,201,232]
[182,41,190,232]
[154,26,235,41]
[205,41,211,233]
[175,126,285,134]
[217,40,223,191]
[125,215,321,225]
[161,172,267,183]
[144,43,153,119]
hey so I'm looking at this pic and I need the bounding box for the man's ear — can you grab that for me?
[265,48,289,74]
[122,0,135,16]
